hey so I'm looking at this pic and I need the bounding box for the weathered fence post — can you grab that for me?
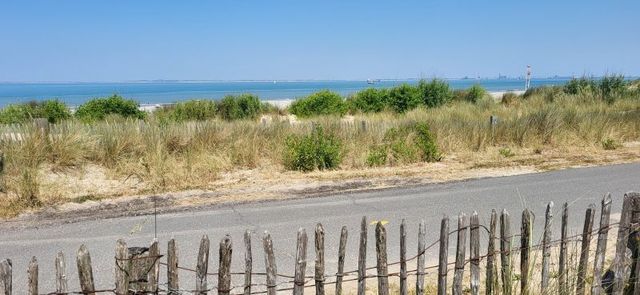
[400,219,407,295]
[77,244,96,295]
[55,252,68,294]
[500,209,512,295]
[149,239,160,294]
[541,202,553,293]
[559,202,569,295]
[293,228,308,295]
[453,212,467,295]
[167,238,179,294]
[470,212,480,295]
[520,209,532,295]
[316,223,326,295]
[614,192,640,295]
[358,216,367,295]
[244,231,252,295]
[576,204,596,295]
[486,210,497,295]
[263,231,278,295]
[115,239,129,295]
[219,235,233,295]
[438,216,450,295]
[0,259,11,295]
[27,257,37,295]
[336,226,348,295]
[416,219,426,295]
[592,193,612,295]
[196,235,210,295]
[376,222,389,295]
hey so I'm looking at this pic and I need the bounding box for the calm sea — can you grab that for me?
[0,78,570,107]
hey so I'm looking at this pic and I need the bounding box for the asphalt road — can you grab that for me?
[1,163,639,293]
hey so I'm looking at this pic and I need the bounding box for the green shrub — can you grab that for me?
[366,146,387,167]
[388,84,421,113]
[217,94,264,121]
[347,88,389,113]
[599,75,627,103]
[283,127,342,171]
[289,90,346,117]
[0,100,71,124]
[523,86,563,101]
[156,100,217,122]
[465,84,487,103]
[417,79,453,107]
[564,77,597,95]
[602,138,620,150]
[499,147,515,158]
[75,95,145,122]
[373,122,441,165]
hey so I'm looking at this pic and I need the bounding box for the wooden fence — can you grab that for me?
[1,192,639,295]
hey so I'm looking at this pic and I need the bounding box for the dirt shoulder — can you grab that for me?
[2,143,639,230]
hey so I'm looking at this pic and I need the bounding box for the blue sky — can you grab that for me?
[0,1,638,82]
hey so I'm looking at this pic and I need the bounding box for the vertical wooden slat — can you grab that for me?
[520,209,531,295]
[485,209,498,295]
[196,235,210,295]
[77,244,96,295]
[500,209,512,295]
[149,239,160,294]
[27,256,37,295]
[336,226,348,295]
[244,231,252,295]
[376,222,389,295]
[293,228,308,295]
[0,259,11,295]
[453,213,467,295]
[315,223,325,295]
[357,216,367,295]
[400,219,408,295]
[559,202,569,295]
[613,193,639,295]
[470,212,480,295]
[263,231,278,295]
[438,216,450,295]
[541,202,553,293]
[486,210,497,295]
[115,239,129,295]
[592,193,612,295]
[576,204,596,295]
[219,235,233,295]
[416,219,426,295]
[168,238,179,294]
[55,252,68,294]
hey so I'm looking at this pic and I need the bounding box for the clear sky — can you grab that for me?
[0,1,638,82]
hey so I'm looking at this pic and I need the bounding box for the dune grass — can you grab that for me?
[0,88,638,217]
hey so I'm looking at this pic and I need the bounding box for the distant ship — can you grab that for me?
[367,79,381,84]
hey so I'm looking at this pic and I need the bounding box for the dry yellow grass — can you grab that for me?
[0,93,638,218]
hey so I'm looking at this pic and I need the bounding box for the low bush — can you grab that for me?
[387,84,421,113]
[0,100,71,124]
[602,138,620,150]
[217,94,263,121]
[599,75,627,103]
[370,122,441,165]
[289,90,346,117]
[283,127,342,171]
[465,84,487,103]
[564,77,597,95]
[157,99,217,122]
[499,147,515,158]
[501,92,520,105]
[417,79,453,107]
[347,88,389,113]
[75,95,145,122]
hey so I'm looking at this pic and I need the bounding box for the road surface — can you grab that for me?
[0,163,638,293]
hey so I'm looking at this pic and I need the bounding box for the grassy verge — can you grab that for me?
[0,81,639,218]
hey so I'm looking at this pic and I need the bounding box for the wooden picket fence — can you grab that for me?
[1,191,640,295]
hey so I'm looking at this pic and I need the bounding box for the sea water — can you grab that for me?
[0,78,570,107]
